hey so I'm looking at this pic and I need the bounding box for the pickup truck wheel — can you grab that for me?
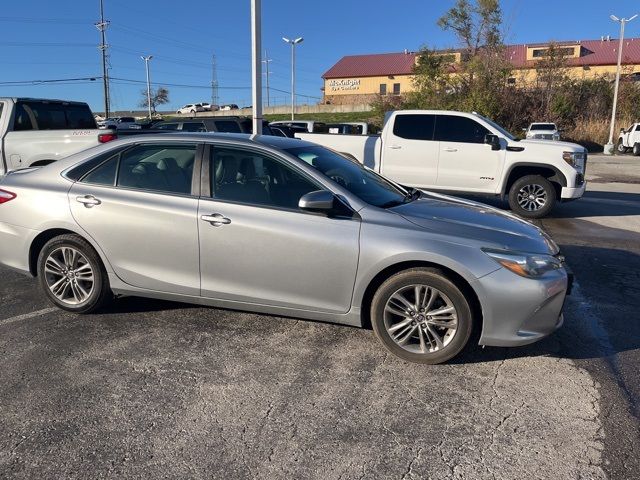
[617,140,629,154]
[508,175,556,218]
[633,143,640,156]
[371,268,473,364]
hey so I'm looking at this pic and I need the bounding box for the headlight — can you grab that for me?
[482,248,563,278]
[562,151,585,169]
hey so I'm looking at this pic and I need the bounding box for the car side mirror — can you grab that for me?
[620,128,626,133]
[484,134,501,151]
[298,190,335,212]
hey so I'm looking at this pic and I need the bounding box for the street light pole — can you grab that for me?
[605,14,638,155]
[141,55,153,119]
[282,36,303,121]
[251,0,263,135]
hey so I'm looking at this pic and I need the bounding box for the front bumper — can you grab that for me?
[474,266,569,347]
[560,181,586,200]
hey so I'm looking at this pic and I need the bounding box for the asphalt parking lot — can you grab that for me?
[1,154,639,479]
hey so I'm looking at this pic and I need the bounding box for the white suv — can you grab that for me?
[524,123,561,141]
[176,103,205,114]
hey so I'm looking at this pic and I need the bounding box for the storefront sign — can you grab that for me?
[328,79,361,91]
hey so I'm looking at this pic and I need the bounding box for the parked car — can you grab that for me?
[219,104,239,111]
[616,122,640,154]
[151,117,273,135]
[200,103,219,112]
[524,123,561,141]
[0,133,571,364]
[177,104,205,114]
[98,117,140,130]
[270,120,328,133]
[298,110,587,218]
[0,97,117,175]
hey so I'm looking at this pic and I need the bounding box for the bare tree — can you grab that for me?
[139,87,170,114]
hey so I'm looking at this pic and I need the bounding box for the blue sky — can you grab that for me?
[0,0,636,113]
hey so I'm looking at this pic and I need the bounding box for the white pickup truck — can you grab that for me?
[616,123,640,155]
[0,98,117,175]
[298,110,587,218]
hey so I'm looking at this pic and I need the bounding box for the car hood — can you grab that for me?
[390,191,558,255]
[518,138,582,151]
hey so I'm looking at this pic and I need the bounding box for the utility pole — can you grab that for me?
[251,0,263,135]
[282,37,303,120]
[95,0,110,117]
[262,50,273,108]
[141,55,153,119]
[605,13,638,154]
[211,54,219,107]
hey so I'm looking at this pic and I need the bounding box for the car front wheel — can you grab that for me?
[508,175,556,218]
[633,143,640,156]
[37,234,112,313]
[371,268,474,364]
[617,140,628,154]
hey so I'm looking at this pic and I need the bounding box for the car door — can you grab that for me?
[197,144,361,313]
[68,142,201,295]
[380,113,439,188]
[435,114,505,193]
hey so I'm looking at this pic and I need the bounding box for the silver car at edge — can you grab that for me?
[0,133,570,364]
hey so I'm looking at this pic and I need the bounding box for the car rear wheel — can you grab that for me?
[508,175,556,218]
[371,268,474,364]
[37,234,112,313]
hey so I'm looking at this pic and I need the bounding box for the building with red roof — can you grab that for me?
[322,38,640,104]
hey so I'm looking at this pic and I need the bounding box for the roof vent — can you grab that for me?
[404,49,408,54]
[607,35,611,41]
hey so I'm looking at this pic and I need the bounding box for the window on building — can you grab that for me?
[507,77,516,85]
[393,83,401,95]
[532,47,576,58]
[379,84,387,96]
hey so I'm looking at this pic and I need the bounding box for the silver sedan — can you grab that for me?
[0,134,569,363]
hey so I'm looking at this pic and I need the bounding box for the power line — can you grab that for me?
[0,76,100,86]
[0,42,95,47]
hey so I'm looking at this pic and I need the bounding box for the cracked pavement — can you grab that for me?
[0,154,638,479]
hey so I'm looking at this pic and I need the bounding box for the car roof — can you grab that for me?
[104,132,314,149]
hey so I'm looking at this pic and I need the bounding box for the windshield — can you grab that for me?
[475,114,517,141]
[284,145,409,208]
[530,123,556,131]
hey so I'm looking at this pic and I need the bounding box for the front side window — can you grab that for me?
[392,114,436,141]
[435,115,489,144]
[13,103,35,131]
[117,144,196,195]
[211,148,319,210]
[23,102,67,130]
[284,145,407,208]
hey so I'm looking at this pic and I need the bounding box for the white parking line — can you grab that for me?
[0,307,58,327]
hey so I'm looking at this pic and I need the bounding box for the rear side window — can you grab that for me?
[67,147,126,181]
[435,115,489,144]
[117,144,197,195]
[392,114,436,141]
[155,123,179,130]
[24,102,68,129]
[182,122,206,132]
[81,154,119,185]
[214,120,242,133]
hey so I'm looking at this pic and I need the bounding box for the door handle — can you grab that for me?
[201,213,231,226]
[388,145,402,150]
[443,147,458,152]
[76,195,101,208]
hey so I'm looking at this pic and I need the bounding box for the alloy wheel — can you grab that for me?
[383,285,458,354]
[43,247,95,305]
[516,183,547,212]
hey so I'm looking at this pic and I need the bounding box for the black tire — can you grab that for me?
[617,140,628,154]
[508,174,556,218]
[37,234,112,313]
[371,268,474,364]
[633,143,640,156]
